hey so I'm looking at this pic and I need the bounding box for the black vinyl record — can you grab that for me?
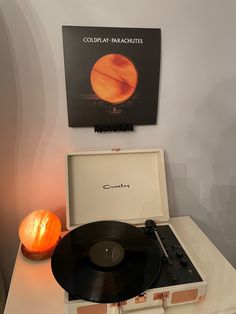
[51,220,161,303]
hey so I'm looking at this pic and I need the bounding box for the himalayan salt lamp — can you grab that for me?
[19,209,61,260]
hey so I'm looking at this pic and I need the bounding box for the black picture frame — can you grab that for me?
[62,26,161,127]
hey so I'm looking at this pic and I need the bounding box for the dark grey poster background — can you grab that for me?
[62,26,161,127]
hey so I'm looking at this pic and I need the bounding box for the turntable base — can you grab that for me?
[4,216,236,314]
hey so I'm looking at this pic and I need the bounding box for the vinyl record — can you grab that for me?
[51,220,161,303]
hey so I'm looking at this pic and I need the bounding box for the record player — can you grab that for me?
[51,149,207,314]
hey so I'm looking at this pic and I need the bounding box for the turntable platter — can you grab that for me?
[51,220,161,303]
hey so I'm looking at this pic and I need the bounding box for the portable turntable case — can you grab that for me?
[66,149,169,230]
[64,149,207,314]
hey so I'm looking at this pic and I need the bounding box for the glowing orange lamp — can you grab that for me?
[19,209,61,260]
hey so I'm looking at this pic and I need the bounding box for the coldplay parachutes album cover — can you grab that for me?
[62,26,161,127]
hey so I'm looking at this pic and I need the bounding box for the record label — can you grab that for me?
[89,240,125,268]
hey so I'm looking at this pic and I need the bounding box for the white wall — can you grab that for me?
[1,0,236,291]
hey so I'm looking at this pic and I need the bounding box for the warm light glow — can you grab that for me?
[90,54,138,104]
[19,210,61,253]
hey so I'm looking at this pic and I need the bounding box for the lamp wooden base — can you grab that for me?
[21,238,60,261]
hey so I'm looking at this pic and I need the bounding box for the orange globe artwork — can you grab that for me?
[90,54,138,105]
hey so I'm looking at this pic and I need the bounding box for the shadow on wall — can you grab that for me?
[0,7,19,297]
[54,207,67,231]
[0,0,59,293]
[189,78,236,267]
[165,78,236,267]
[195,182,236,266]
[0,270,5,314]
[166,160,236,267]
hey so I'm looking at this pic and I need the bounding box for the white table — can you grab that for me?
[4,216,236,314]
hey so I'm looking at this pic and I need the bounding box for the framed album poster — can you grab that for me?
[62,26,161,127]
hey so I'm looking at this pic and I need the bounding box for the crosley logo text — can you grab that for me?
[103,184,130,189]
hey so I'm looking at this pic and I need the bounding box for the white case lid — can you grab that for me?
[66,149,169,229]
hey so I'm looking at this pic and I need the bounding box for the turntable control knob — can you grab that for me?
[170,273,178,282]
[145,219,157,230]
[171,244,180,249]
[180,258,188,267]
[159,233,165,240]
[166,248,174,259]
[167,258,174,266]
[176,250,183,258]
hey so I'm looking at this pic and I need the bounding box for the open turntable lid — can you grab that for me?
[66,149,169,229]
